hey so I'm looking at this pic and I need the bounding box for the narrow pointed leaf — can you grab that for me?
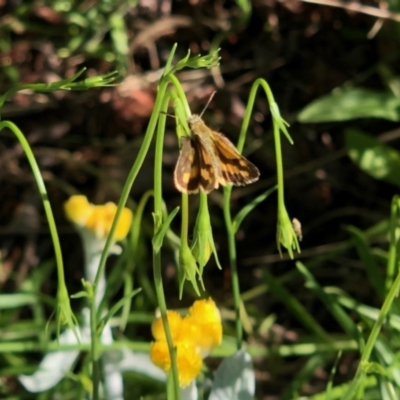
[152,207,180,253]
[233,186,276,233]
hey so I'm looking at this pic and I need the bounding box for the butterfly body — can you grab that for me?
[174,114,260,194]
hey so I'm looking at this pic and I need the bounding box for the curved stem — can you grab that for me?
[222,78,290,349]
[0,120,66,284]
[93,78,169,307]
[89,77,170,397]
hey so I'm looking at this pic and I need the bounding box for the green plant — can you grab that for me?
[0,45,298,399]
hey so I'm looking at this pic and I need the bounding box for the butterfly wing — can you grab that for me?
[175,114,260,193]
[174,137,201,193]
[174,136,218,194]
[212,131,260,186]
[195,136,219,193]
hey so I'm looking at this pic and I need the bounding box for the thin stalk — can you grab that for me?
[89,80,170,394]
[343,266,400,399]
[84,241,109,400]
[0,121,76,340]
[91,344,101,399]
[385,196,399,292]
[241,78,289,207]
[223,186,243,349]
[222,78,290,349]
[180,193,190,248]
[126,190,156,314]
[272,123,285,205]
[359,219,400,360]
[153,94,181,398]
[93,78,169,299]
[0,121,66,288]
[168,74,191,116]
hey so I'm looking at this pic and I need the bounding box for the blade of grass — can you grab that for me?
[281,353,333,400]
[296,262,360,341]
[263,269,331,342]
[346,225,386,299]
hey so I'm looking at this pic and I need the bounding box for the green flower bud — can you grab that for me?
[276,206,300,259]
[192,193,221,272]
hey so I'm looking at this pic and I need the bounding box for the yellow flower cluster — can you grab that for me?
[64,195,132,241]
[150,298,222,387]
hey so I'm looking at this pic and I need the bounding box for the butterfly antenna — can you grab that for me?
[160,111,176,119]
[199,91,217,118]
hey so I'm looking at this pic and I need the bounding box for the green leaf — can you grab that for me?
[361,361,387,376]
[345,225,386,298]
[208,350,255,400]
[110,14,129,56]
[163,43,178,76]
[70,291,89,299]
[263,269,330,341]
[297,88,400,122]
[345,129,400,187]
[296,262,360,341]
[152,207,180,253]
[0,294,38,309]
[98,288,142,328]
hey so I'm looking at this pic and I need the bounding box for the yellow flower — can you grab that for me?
[174,341,203,387]
[151,311,183,342]
[64,195,132,241]
[189,298,221,326]
[150,298,222,387]
[150,340,203,388]
[150,341,171,372]
[63,195,92,226]
[187,298,222,356]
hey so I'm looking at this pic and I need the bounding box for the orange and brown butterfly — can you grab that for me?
[174,113,260,194]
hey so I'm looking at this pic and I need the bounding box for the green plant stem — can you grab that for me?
[363,256,400,355]
[385,196,399,292]
[223,186,243,349]
[89,77,169,366]
[0,121,66,289]
[221,79,275,350]
[124,190,156,319]
[168,74,191,116]
[344,263,400,399]
[0,120,75,339]
[0,69,118,114]
[180,194,190,248]
[86,78,170,398]
[273,123,285,206]
[90,288,101,400]
[93,76,168,300]
[222,78,293,349]
[153,94,181,398]
[241,79,287,204]
[91,357,101,399]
